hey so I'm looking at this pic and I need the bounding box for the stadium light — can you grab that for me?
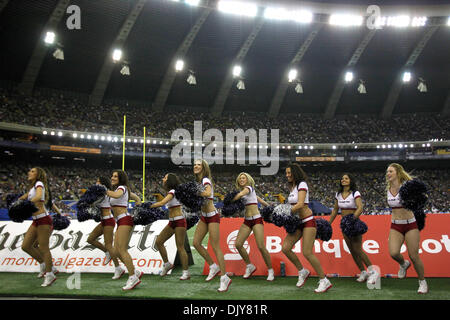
[94,135,99,140]
[87,135,92,139]
[120,65,130,76]
[72,133,78,138]
[175,59,185,72]
[295,83,303,94]
[358,80,366,94]
[288,69,298,83]
[233,65,242,77]
[236,79,246,90]
[329,14,363,27]
[50,131,55,136]
[264,8,312,23]
[53,48,64,61]
[57,131,63,137]
[44,31,55,44]
[112,49,122,62]
[345,71,353,82]
[417,78,427,92]
[402,71,411,82]
[411,16,427,27]
[80,134,85,139]
[218,1,258,18]
[387,15,410,27]
[187,70,197,85]
[185,0,200,6]
[43,130,48,135]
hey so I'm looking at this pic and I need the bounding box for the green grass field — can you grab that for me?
[0,228,448,300]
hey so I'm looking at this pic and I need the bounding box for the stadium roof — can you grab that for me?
[0,0,449,116]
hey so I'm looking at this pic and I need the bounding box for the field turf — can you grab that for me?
[0,228,448,300]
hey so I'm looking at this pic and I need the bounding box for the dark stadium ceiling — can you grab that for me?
[0,0,449,116]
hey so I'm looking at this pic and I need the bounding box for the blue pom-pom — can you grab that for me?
[340,214,368,238]
[175,182,205,212]
[221,191,245,217]
[316,218,333,241]
[6,193,22,208]
[186,215,200,230]
[52,214,71,230]
[283,215,301,234]
[260,205,274,223]
[8,199,38,223]
[76,201,93,222]
[79,185,107,205]
[132,202,165,226]
[399,179,428,230]
[399,179,428,211]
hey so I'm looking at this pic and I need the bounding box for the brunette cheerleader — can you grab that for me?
[86,177,124,280]
[153,173,190,280]
[20,167,56,287]
[106,170,143,290]
[281,163,332,293]
[329,173,379,284]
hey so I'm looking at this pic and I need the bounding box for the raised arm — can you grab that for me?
[151,193,173,208]
[129,192,142,206]
[233,187,250,201]
[257,196,269,207]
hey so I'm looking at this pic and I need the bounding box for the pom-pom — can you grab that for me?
[272,204,294,227]
[6,193,22,208]
[399,179,428,211]
[340,214,368,238]
[52,214,71,230]
[260,205,274,223]
[76,202,94,222]
[131,202,165,226]
[181,206,200,230]
[315,218,333,241]
[8,200,38,223]
[221,191,245,217]
[79,185,107,205]
[175,182,206,212]
[283,215,301,234]
[399,179,428,230]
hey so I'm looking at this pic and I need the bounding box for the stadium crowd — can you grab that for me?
[1,162,448,215]
[1,87,448,144]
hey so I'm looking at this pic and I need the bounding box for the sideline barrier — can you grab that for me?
[0,220,176,274]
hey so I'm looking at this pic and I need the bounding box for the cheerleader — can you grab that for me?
[106,170,143,290]
[281,163,332,293]
[386,163,427,294]
[152,173,190,280]
[86,177,124,280]
[20,167,56,287]
[232,172,274,281]
[329,173,378,284]
[192,159,231,292]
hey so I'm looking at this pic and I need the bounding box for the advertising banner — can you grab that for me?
[0,220,176,274]
[203,216,450,278]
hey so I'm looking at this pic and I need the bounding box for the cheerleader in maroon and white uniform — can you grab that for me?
[386,163,427,294]
[86,176,124,280]
[106,170,143,290]
[282,163,332,293]
[20,167,56,287]
[153,173,190,280]
[232,172,274,281]
[192,159,231,292]
[329,173,378,284]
